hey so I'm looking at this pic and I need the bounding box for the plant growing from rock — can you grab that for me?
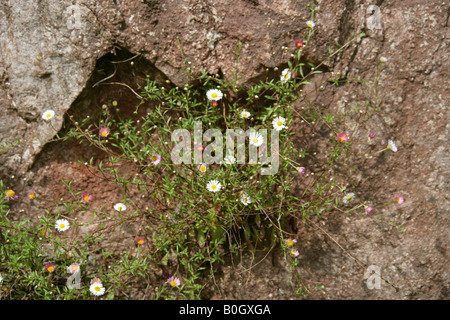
[0,3,406,300]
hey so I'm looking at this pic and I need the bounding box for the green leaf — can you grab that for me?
[106,291,115,300]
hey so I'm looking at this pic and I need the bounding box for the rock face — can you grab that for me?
[0,0,318,176]
[0,0,449,299]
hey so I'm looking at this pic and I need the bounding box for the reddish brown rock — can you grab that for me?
[0,0,448,299]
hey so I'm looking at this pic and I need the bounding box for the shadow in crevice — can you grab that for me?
[32,47,171,169]
[69,47,171,124]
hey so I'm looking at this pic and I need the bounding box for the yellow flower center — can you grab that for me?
[46,113,51,118]
[211,93,218,98]
[253,138,258,143]
[211,185,217,190]
[138,240,143,245]
[83,195,90,201]
[347,196,352,201]
[285,74,289,79]
[101,131,107,136]
[6,189,15,197]
[170,281,177,287]
[29,193,35,199]
[72,266,78,272]
[94,286,101,292]
[152,156,157,161]
[118,206,122,211]
[60,224,65,229]
[48,266,54,272]
[200,166,206,171]
[286,239,294,247]
[277,121,282,126]
[243,113,247,117]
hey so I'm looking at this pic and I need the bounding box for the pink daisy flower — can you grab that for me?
[27,190,36,200]
[210,101,218,108]
[4,188,18,201]
[68,262,80,274]
[90,277,102,285]
[297,167,306,175]
[289,249,300,258]
[81,193,92,204]
[369,132,375,139]
[365,206,374,215]
[44,263,55,273]
[394,194,404,204]
[167,276,181,287]
[151,154,161,165]
[195,144,204,152]
[136,237,145,246]
[295,40,304,48]
[99,127,110,138]
[337,133,349,143]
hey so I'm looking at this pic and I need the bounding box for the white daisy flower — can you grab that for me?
[114,203,127,212]
[55,219,70,232]
[249,132,264,147]
[240,193,251,206]
[280,68,292,83]
[306,20,315,28]
[206,89,223,101]
[380,56,388,63]
[197,163,207,173]
[206,180,222,193]
[89,283,106,296]
[42,110,55,120]
[387,140,398,152]
[0,273,3,284]
[343,193,355,204]
[224,155,236,165]
[150,153,161,165]
[272,116,287,131]
[240,110,251,119]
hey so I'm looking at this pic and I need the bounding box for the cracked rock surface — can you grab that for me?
[0,0,448,299]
